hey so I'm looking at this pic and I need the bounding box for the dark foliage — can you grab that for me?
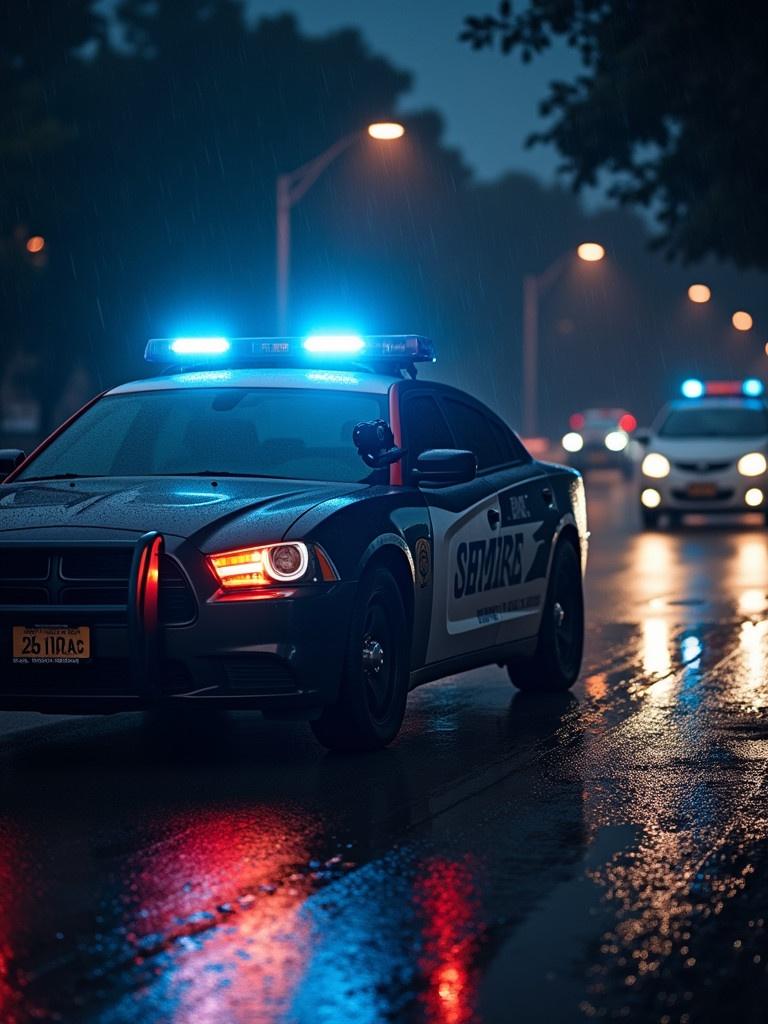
[461,1,768,270]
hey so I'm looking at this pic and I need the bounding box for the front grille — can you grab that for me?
[674,461,732,473]
[0,548,196,625]
[671,488,735,502]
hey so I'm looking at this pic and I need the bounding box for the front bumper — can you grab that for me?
[0,532,356,716]
[639,468,768,513]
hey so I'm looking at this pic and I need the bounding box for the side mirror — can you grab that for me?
[0,449,25,481]
[414,449,476,487]
[632,429,651,447]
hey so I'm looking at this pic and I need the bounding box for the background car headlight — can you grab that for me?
[737,452,767,477]
[642,452,671,478]
[562,432,584,453]
[605,430,629,452]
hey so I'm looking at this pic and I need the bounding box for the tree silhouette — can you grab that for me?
[461,1,768,270]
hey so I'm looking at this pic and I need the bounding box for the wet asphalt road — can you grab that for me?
[3,476,768,1023]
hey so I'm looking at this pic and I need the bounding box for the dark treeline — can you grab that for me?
[2,0,767,437]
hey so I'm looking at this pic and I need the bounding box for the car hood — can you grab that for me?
[0,477,363,549]
[648,437,766,461]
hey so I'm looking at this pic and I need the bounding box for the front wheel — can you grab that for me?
[310,567,409,752]
[506,540,584,693]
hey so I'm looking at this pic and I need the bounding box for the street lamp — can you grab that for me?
[522,242,605,437]
[275,122,405,334]
[732,310,753,331]
[688,283,711,303]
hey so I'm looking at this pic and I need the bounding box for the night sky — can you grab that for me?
[245,0,581,184]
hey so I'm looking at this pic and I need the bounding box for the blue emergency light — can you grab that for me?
[681,378,704,399]
[144,334,436,373]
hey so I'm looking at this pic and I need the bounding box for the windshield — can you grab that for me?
[658,405,768,439]
[16,388,389,484]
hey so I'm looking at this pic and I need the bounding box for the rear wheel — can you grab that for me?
[310,567,409,752]
[506,540,584,693]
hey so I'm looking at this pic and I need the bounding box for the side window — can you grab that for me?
[490,419,528,465]
[441,397,506,472]
[402,394,454,469]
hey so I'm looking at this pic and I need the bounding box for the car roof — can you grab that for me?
[108,366,396,397]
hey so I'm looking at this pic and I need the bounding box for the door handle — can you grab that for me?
[541,486,554,506]
[487,508,501,529]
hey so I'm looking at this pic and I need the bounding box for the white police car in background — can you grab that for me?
[638,378,768,528]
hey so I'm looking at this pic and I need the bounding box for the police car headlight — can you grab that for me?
[208,542,319,589]
[562,432,584,453]
[642,453,671,479]
[738,452,767,477]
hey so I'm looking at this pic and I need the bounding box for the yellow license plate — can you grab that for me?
[12,626,91,664]
[687,483,718,498]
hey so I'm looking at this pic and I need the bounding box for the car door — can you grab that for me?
[399,385,501,666]
[435,390,556,651]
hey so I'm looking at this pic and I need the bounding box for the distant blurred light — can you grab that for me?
[569,412,585,429]
[303,334,365,354]
[605,430,629,452]
[171,336,230,355]
[732,311,753,331]
[619,413,637,432]
[739,589,767,614]
[576,242,605,262]
[367,122,405,140]
[681,378,704,398]
[25,235,45,254]
[561,432,584,453]
[743,378,764,397]
[687,283,711,303]
[745,487,764,508]
[641,488,662,509]
[764,342,768,357]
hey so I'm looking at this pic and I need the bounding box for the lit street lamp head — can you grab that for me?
[367,122,405,140]
[576,242,605,262]
[732,310,753,331]
[688,283,711,303]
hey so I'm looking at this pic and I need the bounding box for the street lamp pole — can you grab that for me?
[522,243,605,438]
[275,123,405,335]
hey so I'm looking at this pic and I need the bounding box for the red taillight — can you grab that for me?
[619,413,637,432]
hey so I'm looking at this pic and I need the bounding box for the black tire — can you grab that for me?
[641,508,659,529]
[310,567,409,752]
[506,540,584,693]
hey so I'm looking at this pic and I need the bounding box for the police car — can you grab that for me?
[638,378,768,528]
[0,334,587,751]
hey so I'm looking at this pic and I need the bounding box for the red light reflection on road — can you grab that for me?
[0,823,26,1024]
[122,806,321,1022]
[415,856,481,1024]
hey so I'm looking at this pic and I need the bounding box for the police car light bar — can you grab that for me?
[144,334,436,369]
[681,378,764,399]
